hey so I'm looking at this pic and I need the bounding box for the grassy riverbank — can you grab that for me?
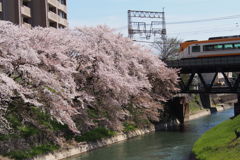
[192,115,240,160]
[189,95,202,115]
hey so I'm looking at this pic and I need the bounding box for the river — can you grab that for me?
[67,109,233,160]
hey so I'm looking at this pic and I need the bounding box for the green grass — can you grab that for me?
[75,127,116,142]
[4,144,59,160]
[87,108,110,121]
[0,134,19,141]
[30,106,69,131]
[2,106,69,140]
[5,108,40,138]
[192,115,240,160]
[123,122,137,133]
[189,95,202,114]
[1,99,71,160]
[17,126,40,138]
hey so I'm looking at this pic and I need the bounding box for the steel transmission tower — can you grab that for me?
[128,9,167,43]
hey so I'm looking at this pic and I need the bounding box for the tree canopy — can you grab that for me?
[0,21,179,134]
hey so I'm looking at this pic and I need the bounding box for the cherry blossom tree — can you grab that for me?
[0,21,179,134]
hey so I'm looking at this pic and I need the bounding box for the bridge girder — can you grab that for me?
[166,56,240,94]
[180,72,240,94]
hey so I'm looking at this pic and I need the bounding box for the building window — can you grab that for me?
[58,0,66,5]
[49,21,57,28]
[22,0,31,7]
[23,16,31,24]
[49,4,57,13]
[58,10,67,19]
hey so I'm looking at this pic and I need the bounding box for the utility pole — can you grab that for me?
[161,8,167,55]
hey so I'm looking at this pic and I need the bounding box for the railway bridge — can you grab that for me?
[166,55,240,123]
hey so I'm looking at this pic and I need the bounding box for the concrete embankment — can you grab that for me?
[188,105,233,121]
[34,120,180,160]
[34,127,156,160]
[34,105,233,160]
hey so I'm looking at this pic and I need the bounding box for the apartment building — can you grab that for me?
[0,0,68,28]
[0,0,2,19]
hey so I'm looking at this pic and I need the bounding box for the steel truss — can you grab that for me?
[180,72,240,93]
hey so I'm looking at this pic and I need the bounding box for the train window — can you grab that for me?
[214,44,223,50]
[203,45,214,51]
[234,43,240,49]
[192,46,200,52]
[224,44,234,49]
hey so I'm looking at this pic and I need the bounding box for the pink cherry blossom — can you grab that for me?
[0,21,178,134]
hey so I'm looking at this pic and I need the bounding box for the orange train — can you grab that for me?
[179,35,240,59]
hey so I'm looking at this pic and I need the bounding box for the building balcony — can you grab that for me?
[22,22,32,29]
[58,3,67,12]
[58,16,68,27]
[48,11,58,22]
[0,2,2,12]
[48,0,58,7]
[23,22,32,28]
[21,6,31,17]
[48,0,67,12]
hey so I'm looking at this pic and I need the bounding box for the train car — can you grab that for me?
[179,35,240,59]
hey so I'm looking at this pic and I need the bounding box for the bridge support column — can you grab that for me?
[234,95,240,116]
[199,93,211,109]
[166,96,189,125]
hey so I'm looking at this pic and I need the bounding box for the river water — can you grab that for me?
[67,109,233,160]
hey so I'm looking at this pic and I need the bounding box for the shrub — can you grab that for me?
[123,122,137,133]
[4,144,59,160]
[75,127,116,142]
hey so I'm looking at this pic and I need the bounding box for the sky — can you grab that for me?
[67,0,240,41]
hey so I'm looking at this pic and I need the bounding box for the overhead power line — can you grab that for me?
[168,26,238,35]
[115,14,240,31]
[167,14,240,25]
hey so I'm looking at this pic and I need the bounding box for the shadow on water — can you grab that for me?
[66,109,233,160]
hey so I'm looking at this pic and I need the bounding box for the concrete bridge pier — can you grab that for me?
[166,96,189,126]
[199,93,211,109]
[234,94,240,116]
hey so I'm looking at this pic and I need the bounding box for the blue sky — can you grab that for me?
[68,0,240,41]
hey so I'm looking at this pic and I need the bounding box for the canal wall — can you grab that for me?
[188,105,233,121]
[33,105,233,160]
[33,127,156,160]
[33,121,182,160]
